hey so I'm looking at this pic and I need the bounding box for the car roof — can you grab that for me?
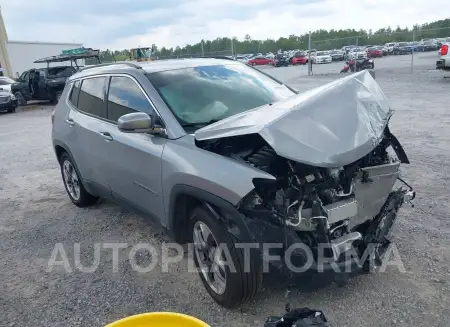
[68,58,242,81]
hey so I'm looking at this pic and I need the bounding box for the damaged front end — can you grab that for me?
[235,129,415,273]
[195,70,415,274]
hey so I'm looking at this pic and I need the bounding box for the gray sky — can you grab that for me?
[1,0,448,49]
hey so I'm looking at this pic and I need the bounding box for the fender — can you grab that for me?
[168,184,254,243]
[385,126,409,164]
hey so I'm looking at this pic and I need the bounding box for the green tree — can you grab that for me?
[97,18,450,60]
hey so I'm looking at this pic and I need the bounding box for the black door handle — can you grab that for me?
[99,132,113,141]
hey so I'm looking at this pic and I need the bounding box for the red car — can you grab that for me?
[367,47,383,58]
[291,54,308,65]
[248,56,273,65]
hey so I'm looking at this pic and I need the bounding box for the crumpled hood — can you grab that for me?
[195,70,393,168]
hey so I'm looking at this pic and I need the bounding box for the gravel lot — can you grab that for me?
[1,53,449,327]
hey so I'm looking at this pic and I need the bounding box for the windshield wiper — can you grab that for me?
[181,119,221,128]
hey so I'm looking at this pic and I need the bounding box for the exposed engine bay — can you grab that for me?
[197,127,415,264]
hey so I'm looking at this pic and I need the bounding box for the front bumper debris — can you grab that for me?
[244,184,414,275]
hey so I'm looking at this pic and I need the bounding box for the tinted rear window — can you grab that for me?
[69,80,81,106]
[77,77,107,118]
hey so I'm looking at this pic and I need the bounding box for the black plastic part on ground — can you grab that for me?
[264,307,329,327]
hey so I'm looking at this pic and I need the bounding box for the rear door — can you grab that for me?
[101,75,166,219]
[65,76,113,196]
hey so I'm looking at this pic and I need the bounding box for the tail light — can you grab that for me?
[441,44,449,56]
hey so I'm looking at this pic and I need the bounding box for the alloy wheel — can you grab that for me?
[14,92,26,106]
[193,221,227,295]
[62,160,80,201]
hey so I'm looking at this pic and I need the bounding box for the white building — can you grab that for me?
[7,40,84,78]
[0,8,83,78]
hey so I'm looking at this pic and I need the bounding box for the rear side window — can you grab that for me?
[106,76,153,122]
[69,80,81,106]
[77,77,107,118]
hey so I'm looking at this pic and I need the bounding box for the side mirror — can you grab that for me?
[118,112,153,133]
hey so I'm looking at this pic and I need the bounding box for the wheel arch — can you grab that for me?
[53,140,73,164]
[168,184,253,244]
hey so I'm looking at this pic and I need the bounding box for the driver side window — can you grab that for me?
[106,76,154,122]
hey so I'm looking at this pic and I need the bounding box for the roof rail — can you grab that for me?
[79,62,142,72]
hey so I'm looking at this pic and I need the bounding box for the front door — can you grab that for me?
[102,75,166,220]
[14,70,32,101]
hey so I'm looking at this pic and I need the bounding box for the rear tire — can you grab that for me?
[190,205,262,309]
[60,152,98,207]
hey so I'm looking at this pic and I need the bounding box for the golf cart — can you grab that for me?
[11,48,101,106]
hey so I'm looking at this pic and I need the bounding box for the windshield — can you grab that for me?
[146,64,295,129]
[398,42,409,47]
[367,48,376,51]
[316,51,328,56]
[423,41,434,45]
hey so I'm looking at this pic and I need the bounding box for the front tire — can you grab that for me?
[55,90,62,103]
[60,152,98,207]
[14,92,26,106]
[190,205,262,308]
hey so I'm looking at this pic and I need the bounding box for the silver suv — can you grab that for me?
[52,59,415,308]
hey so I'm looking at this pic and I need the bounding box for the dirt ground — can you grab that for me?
[1,53,449,327]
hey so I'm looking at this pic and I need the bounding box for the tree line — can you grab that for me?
[95,18,450,62]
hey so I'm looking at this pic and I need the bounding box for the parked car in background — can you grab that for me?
[0,76,16,95]
[248,56,273,66]
[435,38,447,47]
[422,40,439,51]
[393,42,413,55]
[436,42,449,72]
[342,45,357,54]
[367,47,383,58]
[313,51,332,64]
[291,52,308,65]
[410,42,425,52]
[329,49,345,61]
[235,55,249,63]
[0,89,18,113]
[11,66,77,106]
[385,43,396,54]
[273,54,290,67]
[347,47,367,60]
